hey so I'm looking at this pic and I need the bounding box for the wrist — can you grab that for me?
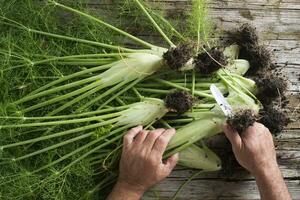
[114,180,145,199]
[253,162,281,178]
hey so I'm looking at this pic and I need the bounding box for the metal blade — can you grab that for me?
[210,84,233,117]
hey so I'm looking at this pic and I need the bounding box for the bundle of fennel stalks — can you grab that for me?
[0,0,286,199]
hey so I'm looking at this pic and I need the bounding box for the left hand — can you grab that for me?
[108,126,179,199]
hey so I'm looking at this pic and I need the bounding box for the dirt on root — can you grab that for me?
[225,23,273,75]
[230,23,259,46]
[163,43,194,70]
[165,91,196,114]
[193,47,227,75]
[258,106,290,134]
[255,74,288,105]
[241,45,273,75]
[227,109,257,133]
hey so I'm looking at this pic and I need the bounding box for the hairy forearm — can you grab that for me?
[255,165,291,200]
[107,182,143,200]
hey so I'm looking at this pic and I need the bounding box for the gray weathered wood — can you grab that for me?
[87,0,300,199]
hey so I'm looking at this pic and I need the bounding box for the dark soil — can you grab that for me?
[229,23,259,46]
[258,106,290,134]
[194,47,227,75]
[255,74,287,105]
[241,45,273,75]
[165,91,195,114]
[227,109,257,133]
[225,23,273,75]
[163,43,194,70]
[219,149,241,179]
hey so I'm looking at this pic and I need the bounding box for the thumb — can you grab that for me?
[222,124,242,148]
[163,153,179,175]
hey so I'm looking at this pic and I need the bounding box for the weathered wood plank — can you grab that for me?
[144,179,300,199]
[85,0,300,199]
[86,0,300,41]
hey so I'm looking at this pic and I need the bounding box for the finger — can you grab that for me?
[244,122,270,138]
[222,124,242,148]
[253,122,268,132]
[143,128,165,149]
[152,128,176,157]
[123,125,143,146]
[162,153,179,175]
[134,130,149,144]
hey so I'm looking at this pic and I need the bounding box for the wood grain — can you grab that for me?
[86,0,300,199]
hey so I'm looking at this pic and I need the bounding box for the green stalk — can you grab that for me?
[154,78,214,99]
[15,64,112,103]
[22,79,106,113]
[132,87,143,100]
[3,55,117,72]
[45,81,121,116]
[77,80,132,111]
[192,70,196,97]
[0,119,119,149]
[32,53,127,59]
[27,28,136,52]
[49,0,155,49]
[53,59,114,66]
[0,112,121,128]
[136,82,220,88]
[87,153,110,162]
[167,78,219,83]
[133,0,175,47]
[83,174,117,198]
[97,78,143,110]
[136,88,170,94]
[0,105,129,120]
[160,119,172,129]
[218,71,259,104]
[167,119,195,124]
[57,125,130,174]
[101,145,122,169]
[114,96,126,106]
[149,9,185,40]
[10,132,95,162]
[31,125,129,174]
[1,16,138,52]
[193,104,215,109]
[28,75,103,102]
[172,170,206,200]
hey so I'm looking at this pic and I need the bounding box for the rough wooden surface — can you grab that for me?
[89,0,300,199]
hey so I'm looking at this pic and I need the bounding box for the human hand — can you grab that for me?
[222,122,278,177]
[109,125,179,199]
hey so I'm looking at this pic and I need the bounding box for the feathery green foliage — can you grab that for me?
[0,0,273,199]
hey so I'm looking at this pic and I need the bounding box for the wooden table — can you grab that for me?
[93,0,300,199]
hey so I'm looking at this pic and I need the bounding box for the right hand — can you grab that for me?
[222,122,278,176]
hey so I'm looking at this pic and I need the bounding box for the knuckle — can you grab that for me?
[257,123,265,130]
[149,130,161,139]
[130,127,137,133]
[132,126,141,132]
[124,134,130,139]
[149,156,158,165]
[141,130,148,136]
[157,136,168,145]
[264,126,271,133]
[123,136,129,143]
[169,128,176,135]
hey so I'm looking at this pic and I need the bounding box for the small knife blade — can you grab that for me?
[210,84,233,117]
